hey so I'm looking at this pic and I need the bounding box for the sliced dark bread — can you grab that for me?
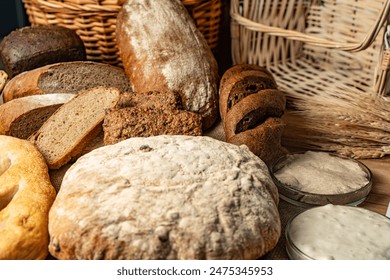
[0,93,75,139]
[29,86,121,169]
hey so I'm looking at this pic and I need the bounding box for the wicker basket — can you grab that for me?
[231,0,390,159]
[22,0,222,66]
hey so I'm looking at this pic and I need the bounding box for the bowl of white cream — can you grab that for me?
[270,151,372,207]
[285,204,390,260]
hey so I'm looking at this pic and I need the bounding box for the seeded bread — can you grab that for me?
[48,135,281,260]
[29,86,121,169]
[103,91,202,145]
[0,94,75,139]
[0,25,86,78]
[116,0,219,130]
[2,61,133,102]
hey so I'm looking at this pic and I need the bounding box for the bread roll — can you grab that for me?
[0,135,56,259]
[48,135,280,259]
[116,0,219,130]
[0,25,86,78]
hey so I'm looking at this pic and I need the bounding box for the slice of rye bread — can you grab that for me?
[103,90,202,145]
[219,70,277,122]
[227,117,288,166]
[29,86,121,169]
[0,94,76,139]
[2,61,133,102]
[223,89,286,140]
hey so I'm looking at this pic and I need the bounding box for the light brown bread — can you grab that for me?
[0,135,56,259]
[0,25,86,78]
[29,86,121,169]
[48,135,281,260]
[116,0,219,130]
[0,94,75,139]
[2,61,133,102]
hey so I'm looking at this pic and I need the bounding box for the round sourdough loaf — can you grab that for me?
[0,135,56,259]
[48,135,281,260]
[116,0,219,130]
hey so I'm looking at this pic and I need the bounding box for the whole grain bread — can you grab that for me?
[2,61,133,102]
[116,0,219,130]
[0,25,86,78]
[48,135,281,260]
[103,90,202,145]
[29,86,121,169]
[0,94,75,139]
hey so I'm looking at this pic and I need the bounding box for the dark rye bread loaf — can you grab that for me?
[219,64,287,166]
[2,61,133,102]
[0,25,86,78]
[103,91,202,145]
[116,0,219,130]
[220,69,277,123]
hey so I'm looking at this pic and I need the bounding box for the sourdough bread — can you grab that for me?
[0,94,75,139]
[48,135,281,259]
[0,25,86,78]
[103,91,202,145]
[2,61,133,102]
[29,86,121,169]
[116,0,219,130]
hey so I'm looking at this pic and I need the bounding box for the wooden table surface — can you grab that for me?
[359,157,390,216]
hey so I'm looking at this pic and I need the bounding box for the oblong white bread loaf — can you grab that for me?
[116,0,219,130]
[48,135,281,260]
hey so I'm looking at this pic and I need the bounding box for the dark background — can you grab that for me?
[0,0,231,71]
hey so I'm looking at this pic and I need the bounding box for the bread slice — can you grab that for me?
[0,94,75,139]
[29,86,121,169]
[2,61,133,102]
[103,90,202,145]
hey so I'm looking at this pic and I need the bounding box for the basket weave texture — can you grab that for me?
[22,0,222,66]
[231,0,390,159]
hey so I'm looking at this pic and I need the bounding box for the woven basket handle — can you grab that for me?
[231,0,390,52]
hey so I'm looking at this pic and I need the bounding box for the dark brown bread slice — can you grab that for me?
[0,94,76,139]
[219,70,277,122]
[220,64,276,88]
[2,61,133,102]
[103,90,202,145]
[227,118,288,166]
[29,86,121,169]
[0,25,86,78]
[224,89,286,140]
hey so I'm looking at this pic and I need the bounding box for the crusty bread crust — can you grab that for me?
[116,0,219,130]
[0,135,56,259]
[48,135,280,260]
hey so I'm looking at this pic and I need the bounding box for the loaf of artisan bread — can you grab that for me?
[2,61,133,102]
[0,135,56,259]
[0,94,75,139]
[103,90,202,145]
[0,25,86,78]
[116,0,219,130]
[220,64,287,166]
[48,135,281,260]
[29,86,121,169]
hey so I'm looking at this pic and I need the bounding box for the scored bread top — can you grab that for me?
[29,86,121,169]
